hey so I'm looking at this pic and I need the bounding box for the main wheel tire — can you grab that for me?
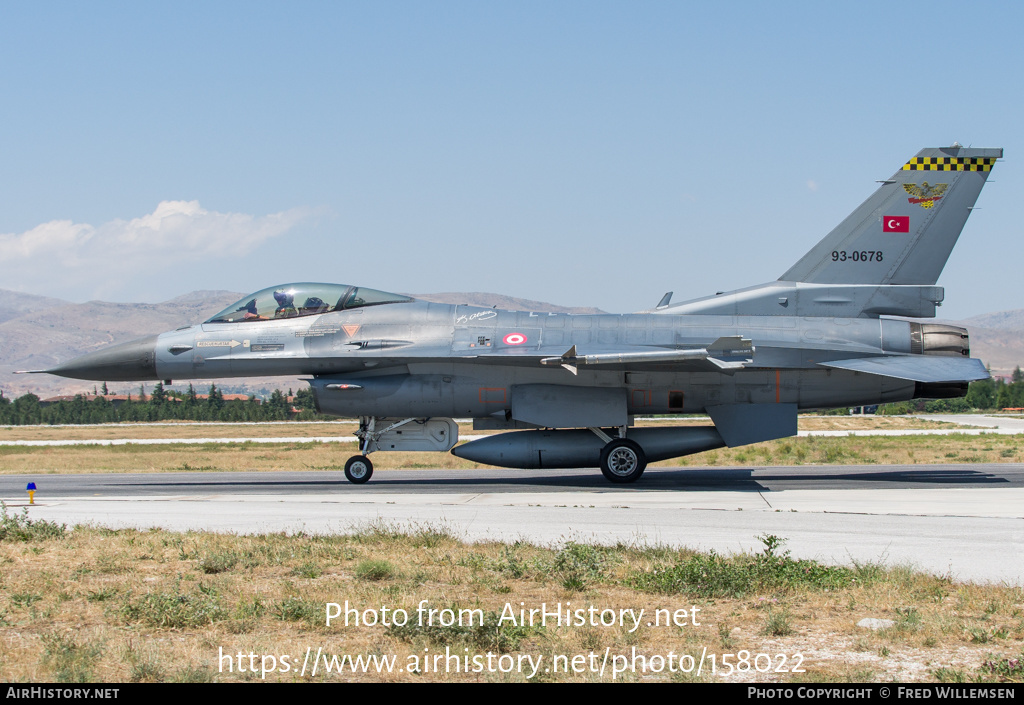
[344,456,374,484]
[599,439,647,483]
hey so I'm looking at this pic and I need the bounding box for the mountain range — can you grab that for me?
[1,288,1019,398]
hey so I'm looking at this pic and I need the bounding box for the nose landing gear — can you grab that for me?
[341,416,459,484]
[344,455,373,484]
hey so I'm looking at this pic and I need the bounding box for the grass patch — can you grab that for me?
[627,534,857,598]
[1,523,1021,682]
[197,550,239,574]
[762,606,794,636]
[355,559,398,581]
[273,596,321,626]
[0,502,67,542]
[553,542,615,591]
[387,607,538,653]
[40,632,104,683]
[120,581,226,628]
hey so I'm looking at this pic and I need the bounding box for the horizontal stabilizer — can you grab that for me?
[819,356,988,383]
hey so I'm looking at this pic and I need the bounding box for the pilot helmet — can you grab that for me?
[273,289,294,307]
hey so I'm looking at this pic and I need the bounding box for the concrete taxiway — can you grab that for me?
[3,464,1022,586]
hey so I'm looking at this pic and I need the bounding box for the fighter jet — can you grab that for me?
[28,145,1000,484]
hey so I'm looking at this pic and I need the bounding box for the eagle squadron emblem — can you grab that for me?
[903,182,948,209]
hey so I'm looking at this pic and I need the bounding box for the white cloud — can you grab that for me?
[0,219,93,260]
[806,180,819,192]
[0,201,315,298]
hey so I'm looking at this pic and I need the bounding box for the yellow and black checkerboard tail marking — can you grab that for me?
[902,157,996,172]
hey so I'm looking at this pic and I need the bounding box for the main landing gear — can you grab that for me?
[590,427,648,483]
[599,439,647,483]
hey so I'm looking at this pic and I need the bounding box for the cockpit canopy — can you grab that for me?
[206,283,413,323]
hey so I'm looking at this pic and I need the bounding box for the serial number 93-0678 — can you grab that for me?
[831,250,882,262]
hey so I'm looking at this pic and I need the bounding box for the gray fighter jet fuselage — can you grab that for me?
[32,146,1001,484]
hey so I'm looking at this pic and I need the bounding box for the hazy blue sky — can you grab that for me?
[0,1,1019,318]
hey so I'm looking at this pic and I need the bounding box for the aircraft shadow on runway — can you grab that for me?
[114,463,1016,495]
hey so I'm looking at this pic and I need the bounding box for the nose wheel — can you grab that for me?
[599,439,647,483]
[344,455,374,484]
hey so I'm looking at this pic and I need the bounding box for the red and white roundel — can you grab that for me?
[503,332,527,346]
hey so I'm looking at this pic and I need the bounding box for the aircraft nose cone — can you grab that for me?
[47,334,159,381]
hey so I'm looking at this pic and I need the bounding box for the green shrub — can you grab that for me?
[0,502,67,542]
[553,542,614,591]
[628,535,854,598]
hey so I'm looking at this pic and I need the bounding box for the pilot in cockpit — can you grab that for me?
[273,290,298,318]
[300,297,328,315]
[239,298,264,320]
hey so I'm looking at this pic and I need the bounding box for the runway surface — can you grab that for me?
[4,463,1023,586]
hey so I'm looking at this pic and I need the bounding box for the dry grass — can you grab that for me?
[0,415,956,443]
[795,416,966,431]
[0,515,1020,683]
[0,432,1021,476]
[0,422,360,442]
[654,433,1024,469]
[0,442,484,475]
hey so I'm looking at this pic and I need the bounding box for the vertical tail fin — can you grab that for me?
[781,145,1002,285]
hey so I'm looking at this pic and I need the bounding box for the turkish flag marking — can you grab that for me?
[883,216,910,233]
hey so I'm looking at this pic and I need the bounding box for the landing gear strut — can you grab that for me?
[344,416,421,484]
[344,416,381,485]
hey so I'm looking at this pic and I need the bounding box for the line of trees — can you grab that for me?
[0,383,321,425]
[876,368,1023,414]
